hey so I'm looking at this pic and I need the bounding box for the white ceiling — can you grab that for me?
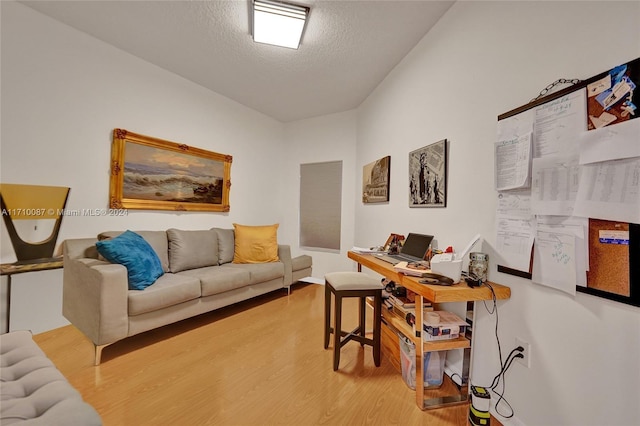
[20,0,454,122]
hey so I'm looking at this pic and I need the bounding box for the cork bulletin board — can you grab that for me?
[496,57,640,308]
[582,221,639,306]
[587,220,630,296]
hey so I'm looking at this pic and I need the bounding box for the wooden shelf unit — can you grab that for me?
[380,304,470,352]
[350,251,510,411]
[370,298,469,351]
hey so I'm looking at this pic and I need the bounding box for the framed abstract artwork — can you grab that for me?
[109,129,232,212]
[409,139,447,207]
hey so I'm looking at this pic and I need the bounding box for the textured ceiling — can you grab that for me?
[20,0,454,122]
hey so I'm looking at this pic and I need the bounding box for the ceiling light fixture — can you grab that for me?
[252,0,309,50]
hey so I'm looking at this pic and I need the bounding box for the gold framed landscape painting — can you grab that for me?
[109,129,232,212]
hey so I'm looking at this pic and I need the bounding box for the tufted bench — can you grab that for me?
[0,330,102,425]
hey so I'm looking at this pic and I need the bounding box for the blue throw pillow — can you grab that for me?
[96,230,164,290]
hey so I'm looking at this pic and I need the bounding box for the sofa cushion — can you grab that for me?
[232,223,279,264]
[167,229,218,273]
[180,265,252,297]
[96,230,164,290]
[212,228,234,264]
[99,230,169,272]
[238,262,284,284]
[0,330,102,426]
[128,273,201,316]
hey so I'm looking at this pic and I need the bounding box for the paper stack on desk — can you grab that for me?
[350,246,386,254]
[393,261,430,277]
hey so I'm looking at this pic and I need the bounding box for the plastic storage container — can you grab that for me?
[399,335,446,389]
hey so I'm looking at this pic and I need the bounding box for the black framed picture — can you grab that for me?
[409,139,447,207]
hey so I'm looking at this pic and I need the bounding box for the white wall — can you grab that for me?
[281,110,358,278]
[353,1,639,425]
[0,2,286,332]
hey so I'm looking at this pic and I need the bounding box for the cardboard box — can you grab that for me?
[420,311,468,341]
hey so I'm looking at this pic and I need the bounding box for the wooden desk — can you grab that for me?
[1,258,64,332]
[348,251,511,410]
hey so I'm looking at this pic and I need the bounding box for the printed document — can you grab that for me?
[495,191,535,271]
[533,89,587,158]
[495,133,532,190]
[532,229,577,296]
[573,157,640,223]
[578,118,640,164]
[536,215,588,287]
[497,189,532,219]
[531,154,580,216]
[496,217,535,272]
[497,109,534,141]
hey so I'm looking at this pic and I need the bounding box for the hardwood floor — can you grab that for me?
[33,283,471,425]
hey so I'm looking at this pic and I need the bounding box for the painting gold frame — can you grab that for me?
[109,129,232,212]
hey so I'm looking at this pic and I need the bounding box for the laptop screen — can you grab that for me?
[400,233,434,259]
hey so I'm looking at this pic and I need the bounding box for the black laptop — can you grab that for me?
[378,233,434,265]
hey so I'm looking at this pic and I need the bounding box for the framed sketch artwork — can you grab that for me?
[362,155,390,203]
[109,129,232,212]
[409,139,447,207]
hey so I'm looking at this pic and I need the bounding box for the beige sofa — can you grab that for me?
[62,228,312,365]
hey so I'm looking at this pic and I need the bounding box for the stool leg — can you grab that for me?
[324,283,331,349]
[359,296,366,346]
[373,291,382,367]
[333,293,343,371]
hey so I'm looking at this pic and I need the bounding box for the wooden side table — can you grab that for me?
[1,258,64,332]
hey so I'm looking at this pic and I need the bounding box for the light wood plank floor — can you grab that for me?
[33,283,471,425]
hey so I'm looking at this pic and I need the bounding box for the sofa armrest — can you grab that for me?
[63,237,100,260]
[63,253,129,347]
[278,244,292,286]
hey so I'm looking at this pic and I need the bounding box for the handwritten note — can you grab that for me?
[536,215,588,287]
[532,229,577,296]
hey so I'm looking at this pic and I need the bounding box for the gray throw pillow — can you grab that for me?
[167,229,218,272]
[212,228,234,264]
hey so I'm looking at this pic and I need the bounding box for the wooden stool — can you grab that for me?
[324,272,383,371]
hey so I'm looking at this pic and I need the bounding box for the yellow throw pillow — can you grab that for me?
[232,223,279,264]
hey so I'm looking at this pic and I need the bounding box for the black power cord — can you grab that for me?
[487,348,523,418]
[477,282,522,419]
